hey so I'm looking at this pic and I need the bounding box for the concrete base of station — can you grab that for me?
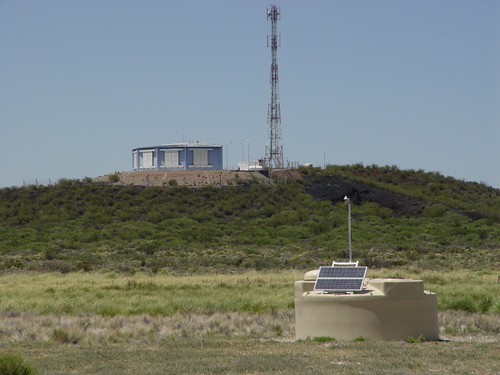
[295,272,439,341]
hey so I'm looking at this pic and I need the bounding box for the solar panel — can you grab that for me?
[314,266,367,292]
[318,267,367,278]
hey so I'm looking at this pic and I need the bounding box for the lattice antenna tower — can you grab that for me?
[264,5,284,169]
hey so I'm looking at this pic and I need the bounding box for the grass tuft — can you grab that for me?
[52,328,83,345]
[0,354,39,375]
[313,336,336,343]
[406,335,425,343]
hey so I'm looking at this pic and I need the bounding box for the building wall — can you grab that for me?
[132,143,223,171]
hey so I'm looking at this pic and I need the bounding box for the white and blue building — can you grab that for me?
[132,142,223,171]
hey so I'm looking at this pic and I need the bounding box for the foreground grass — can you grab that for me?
[0,269,498,345]
[0,271,302,316]
[3,338,499,375]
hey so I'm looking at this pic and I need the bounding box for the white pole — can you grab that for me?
[242,138,250,162]
[348,202,352,262]
[344,196,352,262]
[230,141,244,164]
[224,145,228,170]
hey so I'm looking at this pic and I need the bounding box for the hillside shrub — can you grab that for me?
[108,173,120,183]
[146,211,163,224]
[423,205,448,218]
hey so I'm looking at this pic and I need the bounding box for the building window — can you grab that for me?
[161,149,181,168]
[133,151,138,170]
[190,148,212,167]
[140,150,155,168]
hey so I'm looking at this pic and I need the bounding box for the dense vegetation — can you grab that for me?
[0,164,499,274]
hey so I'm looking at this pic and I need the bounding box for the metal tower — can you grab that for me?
[264,5,284,169]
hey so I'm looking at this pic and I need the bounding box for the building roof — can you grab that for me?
[133,141,221,150]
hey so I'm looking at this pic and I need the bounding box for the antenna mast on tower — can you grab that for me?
[264,4,284,169]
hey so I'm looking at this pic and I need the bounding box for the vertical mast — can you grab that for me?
[265,5,284,169]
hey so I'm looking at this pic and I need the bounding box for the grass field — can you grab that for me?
[2,337,499,375]
[0,269,499,374]
[1,269,498,316]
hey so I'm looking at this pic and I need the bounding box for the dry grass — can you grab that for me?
[0,310,498,347]
[439,310,500,338]
[0,311,294,345]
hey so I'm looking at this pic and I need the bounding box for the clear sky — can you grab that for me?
[1,1,499,188]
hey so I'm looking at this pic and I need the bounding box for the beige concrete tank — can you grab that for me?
[295,271,439,341]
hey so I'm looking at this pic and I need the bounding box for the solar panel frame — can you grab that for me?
[314,266,368,292]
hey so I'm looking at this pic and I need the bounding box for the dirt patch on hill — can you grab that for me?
[93,170,271,187]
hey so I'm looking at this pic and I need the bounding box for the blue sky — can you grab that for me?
[1,0,499,188]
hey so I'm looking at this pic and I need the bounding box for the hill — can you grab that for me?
[0,164,499,273]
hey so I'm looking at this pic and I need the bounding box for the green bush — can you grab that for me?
[444,297,476,313]
[406,335,425,343]
[423,205,448,218]
[313,336,336,343]
[146,211,163,224]
[108,173,120,183]
[0,354,39,375]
